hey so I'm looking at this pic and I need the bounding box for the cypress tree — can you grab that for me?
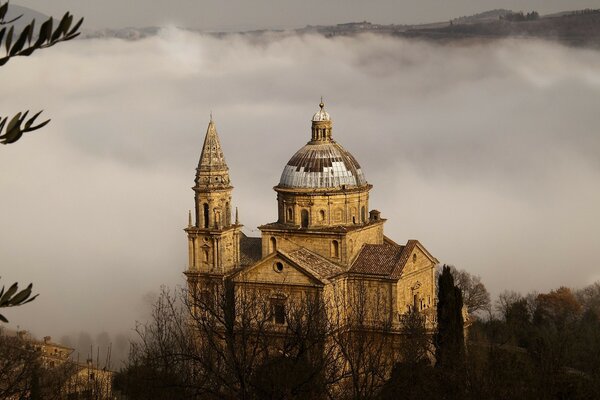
[434,265,466,398]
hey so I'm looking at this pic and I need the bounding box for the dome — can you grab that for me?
[279,141,367,189]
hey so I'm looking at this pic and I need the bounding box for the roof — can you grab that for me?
[349,240,436,279]
[283,247,345,280]
[279,141,367,189]
[349,243,406,277]
[240,233,262,266]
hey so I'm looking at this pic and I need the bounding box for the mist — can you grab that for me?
[1,30,599,354]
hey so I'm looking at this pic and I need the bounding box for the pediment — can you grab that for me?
[230,251,325,287]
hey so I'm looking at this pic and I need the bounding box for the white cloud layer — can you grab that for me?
[1,31,599,340]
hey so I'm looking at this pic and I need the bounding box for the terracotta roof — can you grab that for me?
[390,240,419,279]
[350,243,405,277]
[240,233,262,266]
[284,247,345,280]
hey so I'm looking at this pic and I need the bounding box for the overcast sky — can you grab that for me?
[12,0,600,30]
[1,6,600,359]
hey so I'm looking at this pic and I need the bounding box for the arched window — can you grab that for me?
[203,203,209,228]
[319,209,325,222]
[301,209,309,228]
[270,237,277,253]
[203,249,209,264]
[361,206,366,222]
[287,208,293,222]
[332,240,339,258]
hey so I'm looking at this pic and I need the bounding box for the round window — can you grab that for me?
[274,262,284,272]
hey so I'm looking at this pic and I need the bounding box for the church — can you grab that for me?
[184,102,438,330]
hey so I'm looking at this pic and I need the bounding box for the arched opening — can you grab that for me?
[332,240,339,258]
[361,206,366,222]
[270,237,277,253]
[203,203,209,228]
[319,209,325,222]
[352,216,356,224]
[287,208,293,222]
[203,249,209,264]
[301,209,309,228]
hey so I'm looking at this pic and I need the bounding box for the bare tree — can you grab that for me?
[448,266,491,317]
[329,280,395,400]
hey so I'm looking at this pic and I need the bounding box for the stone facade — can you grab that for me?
[184,103,439,333]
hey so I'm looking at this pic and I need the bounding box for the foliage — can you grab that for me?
[118,275,600,399]
[0,280,38,323]
[0,0,82,323]
[0,1,83,144]
[434,265,466,399]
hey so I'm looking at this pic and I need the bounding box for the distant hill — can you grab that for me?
[3,4,53,32]
[399,9,600,47]
[452,9,514,24]
[9,4,599,49]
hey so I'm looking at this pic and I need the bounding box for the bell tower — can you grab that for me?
[185,117,242,279]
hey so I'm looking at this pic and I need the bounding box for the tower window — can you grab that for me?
[203,203,209,228]
[319,209,325,222]
[361,206,366,222]
[301,209,309,228]
[287,208,293,222]
[270,237,277,253]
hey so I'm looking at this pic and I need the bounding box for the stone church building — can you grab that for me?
[184,102,438,329]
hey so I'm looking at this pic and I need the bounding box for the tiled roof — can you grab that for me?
[240,233,262,266]
[349,243,405,277]
[390,240,419,279]
[284,248,345,280]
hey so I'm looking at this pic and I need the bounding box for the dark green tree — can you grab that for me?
[0,281,38,323]
[434,265,466,398]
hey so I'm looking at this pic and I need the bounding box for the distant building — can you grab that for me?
[184,102,438,334]
[1,330,114,399]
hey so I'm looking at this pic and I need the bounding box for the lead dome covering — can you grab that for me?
[278,141,367,189]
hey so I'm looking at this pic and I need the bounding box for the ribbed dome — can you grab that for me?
[279,141,367,189]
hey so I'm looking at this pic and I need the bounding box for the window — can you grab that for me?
[272,300,286,324]
[413,254,417,263]
[203,203,209,228]
[287,208,293,222]
[270,237,277,253]
[319,209,325,222]
[332,240,340,258]
[301,209,309,228]
[361,206,366,222]
[274,261,284,272]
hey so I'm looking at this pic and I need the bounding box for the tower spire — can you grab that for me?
[195,118,231,190]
